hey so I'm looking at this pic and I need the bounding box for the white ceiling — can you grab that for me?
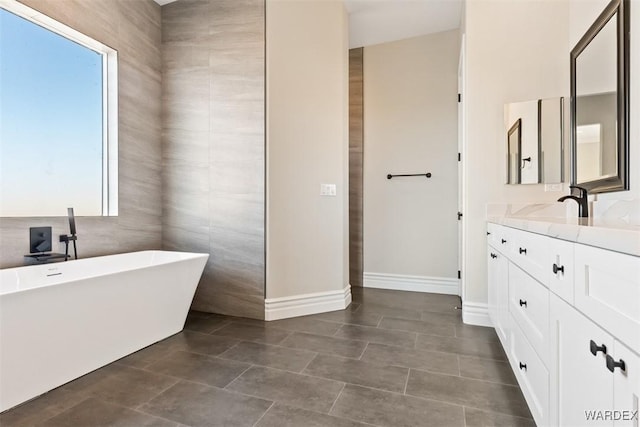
[154,0,463,48]
[345,0,462,48]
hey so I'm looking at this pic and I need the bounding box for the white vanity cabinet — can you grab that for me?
[488,243,510,346]
[549,294,614,427]
[612,342,640,427]
[488,222,512,347]
[550,295,640,427]
[487,222,640,427]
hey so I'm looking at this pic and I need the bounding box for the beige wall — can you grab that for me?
[363,31,459,279]
[161,0,266,319]
[0,0,162,268]
[462,0,570,304]
[266,0,349,299]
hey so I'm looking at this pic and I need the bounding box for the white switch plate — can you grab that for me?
[545,183,563,192]
[320,184,336,196]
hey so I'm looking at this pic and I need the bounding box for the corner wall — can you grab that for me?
[265,0,349,309]
[161,0,266,319]
[362,31,459,288]
[0,0,162,268]
[462,0,570,305]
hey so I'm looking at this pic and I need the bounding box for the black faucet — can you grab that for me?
[558,186,589,218]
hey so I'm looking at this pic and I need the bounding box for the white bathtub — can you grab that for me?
[0,250,208,412]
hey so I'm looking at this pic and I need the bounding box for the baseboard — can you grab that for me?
[462,302,492,327]
[363,272,459,295]
[264,285,352,321]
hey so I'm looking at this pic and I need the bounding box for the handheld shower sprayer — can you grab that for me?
[60,208,78,260]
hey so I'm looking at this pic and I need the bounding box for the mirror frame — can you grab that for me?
[570,0,629,193]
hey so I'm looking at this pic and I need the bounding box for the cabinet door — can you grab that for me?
[613,341,640,427]
[487,245,509,346]
[488,245,499,327]
[549,294,614,427]
[497,252,510,347]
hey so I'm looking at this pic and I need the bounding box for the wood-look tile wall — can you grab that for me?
[161,0,266,319]
[349,48,364,287]
[0,0,162,268]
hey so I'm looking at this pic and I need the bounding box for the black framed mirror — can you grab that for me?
[570,0,629,193]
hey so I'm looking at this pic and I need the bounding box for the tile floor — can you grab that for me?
[0,288,535,427]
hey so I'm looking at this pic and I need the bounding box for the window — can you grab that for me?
[0,1,117,217]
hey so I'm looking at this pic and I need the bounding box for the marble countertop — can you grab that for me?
[487,215,640,257]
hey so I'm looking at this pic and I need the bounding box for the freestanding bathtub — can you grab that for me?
[0,250,208,412]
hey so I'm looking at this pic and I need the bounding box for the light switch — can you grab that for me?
[320,184,337,196]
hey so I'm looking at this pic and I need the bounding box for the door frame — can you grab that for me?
[457,33,467,301]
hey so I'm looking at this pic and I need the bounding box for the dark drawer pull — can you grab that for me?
[490,253,497,259]
[519,247,527,255]
[487,232,491,235]
[519,362,527,371]
[501,239,507,244]
[606,355,626,373]
[590,340,607,356]
[553,263,565,274]
[519,299,527,307]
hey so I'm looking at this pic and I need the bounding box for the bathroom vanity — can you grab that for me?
[486,217,639,426]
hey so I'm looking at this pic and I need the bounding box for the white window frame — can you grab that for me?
[0,0,118,216]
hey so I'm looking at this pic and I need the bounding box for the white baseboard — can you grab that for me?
[363,272,459,295]
[462,302,492,327]
[264,285,352,321]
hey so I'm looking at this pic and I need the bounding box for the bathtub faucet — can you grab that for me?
[59,207,78,260]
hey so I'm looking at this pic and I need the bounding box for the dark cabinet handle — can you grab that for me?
[490,253,497,259]
[519,299,527,307]
[606,355,626,373]
[487,232,491,235]
[519,362,527,371]
[553,263,565,274]
[519,247,527,255]
[590,340,607,356]
[501,239,507,244]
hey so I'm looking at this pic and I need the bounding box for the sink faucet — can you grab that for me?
[558,185,589,218]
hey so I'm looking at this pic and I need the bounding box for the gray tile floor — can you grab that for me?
[0,288,535,427]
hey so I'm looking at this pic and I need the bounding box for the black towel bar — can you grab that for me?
[387,173,432,179]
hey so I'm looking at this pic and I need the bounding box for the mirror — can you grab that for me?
[571,0,629,193]
[507,119,522,184]
[505,97,565,184]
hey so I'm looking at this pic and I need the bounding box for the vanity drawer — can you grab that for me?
[546,238,574,305]
[574,244,640,354]
[509,319,549,427]
[509,262,549,363]
[508,228,549,287]
[487,223,511,254]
